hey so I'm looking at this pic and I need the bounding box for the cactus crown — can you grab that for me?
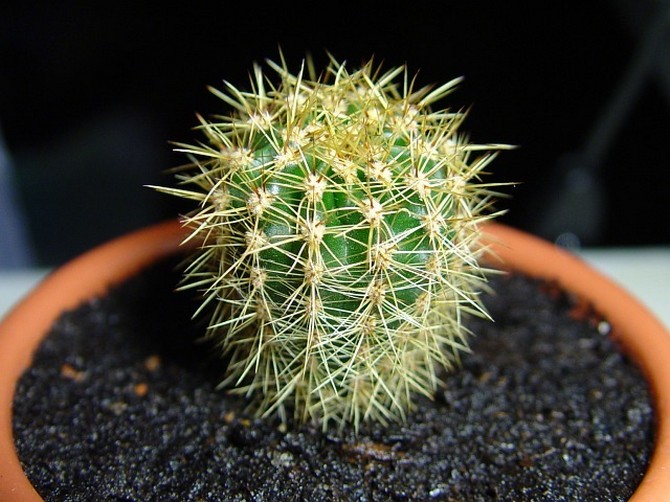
[155,54,509,431]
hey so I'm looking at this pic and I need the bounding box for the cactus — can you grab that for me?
[154,54,509,430]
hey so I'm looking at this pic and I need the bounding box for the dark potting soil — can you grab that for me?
[13,258,654,501]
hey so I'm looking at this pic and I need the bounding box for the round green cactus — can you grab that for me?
[155,55,509,430]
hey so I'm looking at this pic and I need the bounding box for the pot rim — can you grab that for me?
[0,220,668,501]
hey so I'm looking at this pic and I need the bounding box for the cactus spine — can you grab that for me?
[156,55,508,430]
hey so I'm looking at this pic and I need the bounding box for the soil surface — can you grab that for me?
[13,258,654,501]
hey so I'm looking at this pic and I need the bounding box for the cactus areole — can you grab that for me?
[155,55,509,430]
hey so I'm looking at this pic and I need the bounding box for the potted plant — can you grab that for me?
[1,55,669,500]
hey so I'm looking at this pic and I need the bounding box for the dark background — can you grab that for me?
[2,0,669,267]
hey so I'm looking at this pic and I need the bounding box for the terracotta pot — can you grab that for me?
[1,221,668,501]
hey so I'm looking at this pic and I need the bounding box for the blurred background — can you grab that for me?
[1,0,669,268]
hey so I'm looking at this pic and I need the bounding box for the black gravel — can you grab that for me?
[13,258,654,501]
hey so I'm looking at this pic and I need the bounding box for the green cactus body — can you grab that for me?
[156,56,508,430]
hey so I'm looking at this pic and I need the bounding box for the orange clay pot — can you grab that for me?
[0,221,668,501]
